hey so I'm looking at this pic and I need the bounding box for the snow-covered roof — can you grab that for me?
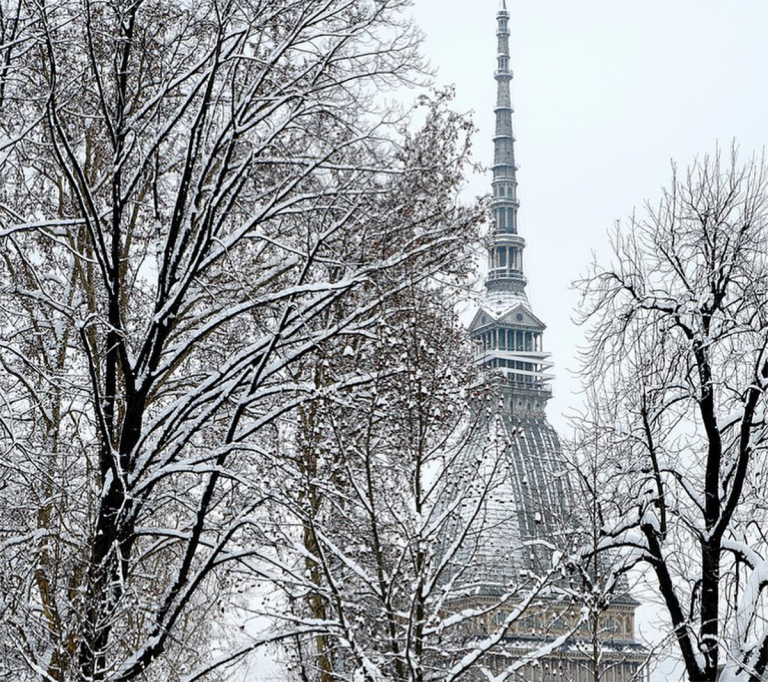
[445,405,568,592]
[469,300,547,333]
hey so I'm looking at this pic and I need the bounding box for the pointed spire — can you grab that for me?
[485,0,526,303]
[468,3,555,409]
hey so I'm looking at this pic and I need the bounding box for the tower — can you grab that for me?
[468,0,553,416]
[463,1,564,586]
[449,4,646,680]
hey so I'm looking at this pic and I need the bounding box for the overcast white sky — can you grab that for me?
[409,0,768,437]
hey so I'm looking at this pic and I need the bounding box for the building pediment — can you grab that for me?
[468,307,496,332]
[497,304,546,330]
[468,301,546,332]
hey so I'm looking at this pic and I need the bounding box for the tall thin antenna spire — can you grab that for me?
[486,1,527,302]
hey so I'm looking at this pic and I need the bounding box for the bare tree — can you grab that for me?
[576,149,768,682]
[0,1,484,680]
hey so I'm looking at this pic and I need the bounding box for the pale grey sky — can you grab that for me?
[410,0,768,436]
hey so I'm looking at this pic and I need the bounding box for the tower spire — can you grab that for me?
[486,1,527,302]
[468,2,553,412]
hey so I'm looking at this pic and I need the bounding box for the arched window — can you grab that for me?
[507,208,516,233]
